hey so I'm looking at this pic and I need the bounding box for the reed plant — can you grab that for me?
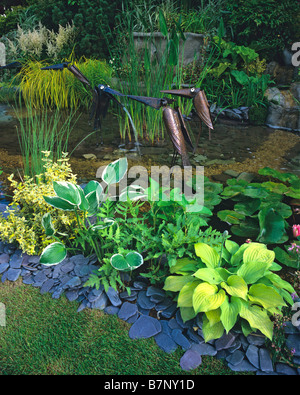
[14,98,78,178]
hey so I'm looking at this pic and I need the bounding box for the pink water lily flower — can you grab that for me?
[293,224,300,238]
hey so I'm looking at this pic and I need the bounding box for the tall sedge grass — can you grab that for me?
[17,57,113,110]
[14,98,79,178]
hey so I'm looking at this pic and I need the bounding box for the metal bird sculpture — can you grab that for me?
[160,87,214,163]
[0,61,22,70]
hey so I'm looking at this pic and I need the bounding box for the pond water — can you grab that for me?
[0,103,299,187]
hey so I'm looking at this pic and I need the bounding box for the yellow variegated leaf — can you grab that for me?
[163,275,195,292]
[193,282,226,313]
[221,275,248,300]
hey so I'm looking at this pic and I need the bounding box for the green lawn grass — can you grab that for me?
[0,279,251,375]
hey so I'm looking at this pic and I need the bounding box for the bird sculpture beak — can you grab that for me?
[160,88,200,98]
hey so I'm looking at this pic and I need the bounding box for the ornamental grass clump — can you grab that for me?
[0,152,78,255]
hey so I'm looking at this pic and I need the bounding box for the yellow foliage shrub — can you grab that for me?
[0,152,78,255]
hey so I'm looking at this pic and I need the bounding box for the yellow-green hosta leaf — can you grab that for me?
[264,272,295,294]
[221,275,248,300]
[243,243,275,266]
[193,267,230,284]
[202,314,224,342]
[177,281,200,307]
[193,283,226,313]
[194,243,220,268]
[248,284,286,309]
[237,261,270,284]
[163,275,195,292]
[170,258,199,274]
[220,296,241,333]
[205,308,221,327]
[238,299,273,340]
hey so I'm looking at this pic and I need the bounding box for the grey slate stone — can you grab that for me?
[247,334,266,346]
[33,271,48,287]
[228,359,258,372]
[65,289,79,302]
[155,332,178,353]
[129,315,161,339]
[0,262,9,274]
[87,286,105,302]
[259,348,273,372]
[215,332,236,350]
[191,342,217,357]
[275,363,298,375]
[104,305,120,315]
[118,301,138,321]
[40,278,56,294]
[6,268,21,281]
[160,303,177,319]
[137,290,156,310]
[246,345,260,369]
[171,329,191,351]
[226,350,245,366]
[180,349,202,371]
[92,293,108,310]
[106,287,122,307]
[0,253,10,264]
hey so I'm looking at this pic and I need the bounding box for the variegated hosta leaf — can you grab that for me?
[194,243,220,268]
[220,296,241,333]
[248,283,286,309]
[221,275,248,300]
[193,282,226,313]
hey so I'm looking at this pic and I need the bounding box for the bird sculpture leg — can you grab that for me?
[162,107,191,167]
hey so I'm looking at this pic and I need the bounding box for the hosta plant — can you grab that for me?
[164,241,296,342]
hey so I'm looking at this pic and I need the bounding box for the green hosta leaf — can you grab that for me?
[76,185,89,211]
[163,275,195,292]
[110,251,143,272]
[205,308,221,326]
[248,284,285,310]
[217,210,245,224]
[41,212,55,237]
[194,243,219,268]
[193,267,230,284]
[220,296,241,333]
[40,242,67,266]
[237,299,273,340]
[221,275,248,300]
[177,281,200,307]
[193,283,226,313]
[180,307,197,322]
[43,195,75,211]
[243,243,275,266]
[258,207,287,244]
[234,199,260,216]
[53,181,81,205]
[225,239,239,256]
[159,9,168,36]
[102,158,128,185]
[264,272,295,294]
[237,261,269,284]
[202,314,224,342]
[170,258,199,274]
[274,246,299,269]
